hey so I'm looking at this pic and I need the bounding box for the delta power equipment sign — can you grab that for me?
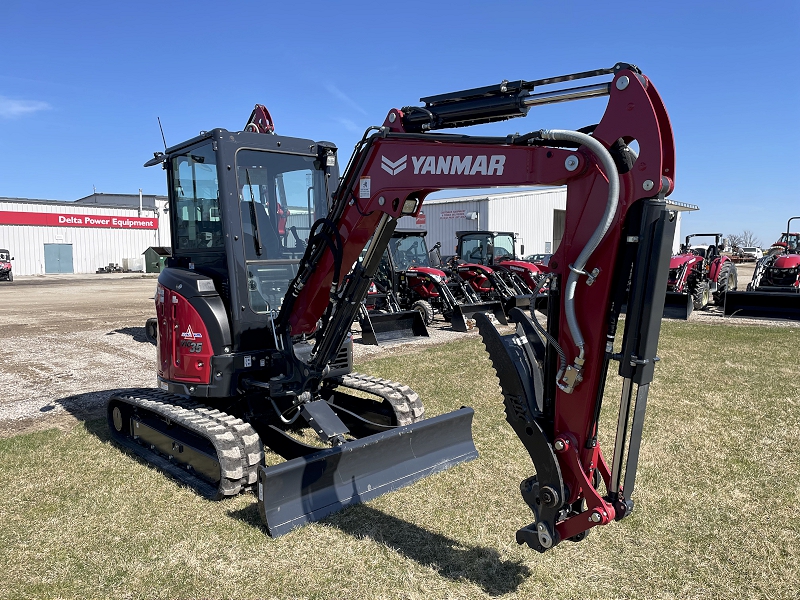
[0,210,158,230]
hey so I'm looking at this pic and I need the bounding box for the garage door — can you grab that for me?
[44,244,74,273]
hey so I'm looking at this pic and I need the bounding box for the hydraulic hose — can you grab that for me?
[539,129,620,385]
[528,273,567,376]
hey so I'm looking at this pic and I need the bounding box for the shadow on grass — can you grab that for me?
[41,389,130,420]
[107,326,152,344]
[229,502,530,595]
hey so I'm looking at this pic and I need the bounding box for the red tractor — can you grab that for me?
[0,249,13,282]
[663,233,738,318]
[725,216,800,319]
[452,230,546,313]
[359,229,507,342]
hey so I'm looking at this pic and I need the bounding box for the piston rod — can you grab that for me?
[522,82,610,107]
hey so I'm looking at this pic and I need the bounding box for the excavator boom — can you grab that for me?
[268,63,677,548]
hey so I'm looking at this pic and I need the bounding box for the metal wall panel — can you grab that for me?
[0,199,171,275]
[397,197,489,258]
[397,188,567,258]
[485,188,567,256]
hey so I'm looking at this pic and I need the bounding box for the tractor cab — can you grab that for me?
[387,230,434,270]
[455,231,518,265]
[154,128,338,352]
[774,232,800,254]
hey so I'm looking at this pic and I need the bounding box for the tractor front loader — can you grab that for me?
[724,217,800,319]
[111,63,676,551]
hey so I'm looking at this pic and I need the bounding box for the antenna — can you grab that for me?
[157,117,168,152]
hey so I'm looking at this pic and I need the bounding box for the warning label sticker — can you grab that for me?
[359,177,371,199]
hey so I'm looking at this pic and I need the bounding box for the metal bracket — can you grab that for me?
[300,400,350,445]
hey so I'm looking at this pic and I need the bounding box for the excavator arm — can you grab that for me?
[273,63,677,549]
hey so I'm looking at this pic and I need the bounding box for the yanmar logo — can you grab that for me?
[380,154,506,176]
[381,155,407,176]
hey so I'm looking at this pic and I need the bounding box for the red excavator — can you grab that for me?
[111,63,676,552]
[724,217,800,319]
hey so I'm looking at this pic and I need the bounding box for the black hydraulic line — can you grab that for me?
[527,274,567,375]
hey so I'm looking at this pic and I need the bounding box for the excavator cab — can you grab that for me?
[163,129,337,355]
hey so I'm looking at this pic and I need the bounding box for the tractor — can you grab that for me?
[358,229,506,342]
[725,216,800,319]
[663,233,737,318]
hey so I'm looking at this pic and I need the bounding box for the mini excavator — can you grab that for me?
[110,63,676,551]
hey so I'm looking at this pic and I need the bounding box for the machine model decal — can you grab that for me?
[381,155,408,175]
[179,340,204,353]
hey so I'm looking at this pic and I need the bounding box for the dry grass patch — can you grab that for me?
[1,321,798,599]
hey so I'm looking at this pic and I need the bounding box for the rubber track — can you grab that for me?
[109,389,263,499]
[335,372,425,426]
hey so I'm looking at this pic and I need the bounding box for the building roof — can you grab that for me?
[142,246,172,256]
[665,200,699,212]
[423,187,564,205]
[75,193,168,210]
[0,193,167,211]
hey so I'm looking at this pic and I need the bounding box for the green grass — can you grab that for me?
[1,321,799,599]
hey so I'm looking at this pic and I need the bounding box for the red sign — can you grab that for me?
[0,210,158,230]
[415,210,426,225]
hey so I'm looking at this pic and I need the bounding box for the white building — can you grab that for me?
[0,193,170,275]
[398,188,696,256]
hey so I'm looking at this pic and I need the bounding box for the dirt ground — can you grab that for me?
[0,273,487,437]
[0,263,793,438]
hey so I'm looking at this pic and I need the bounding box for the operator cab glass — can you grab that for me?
[236,149,327,312]
[779,233,800,252]
[171,143,223,250]
[460,233,515,264]
[389,235,431,271]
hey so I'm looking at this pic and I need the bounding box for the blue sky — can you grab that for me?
[0,0,797,245]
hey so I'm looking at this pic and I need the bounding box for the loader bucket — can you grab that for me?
[662,291,693,319]
[257,407,478,537]
[503,294,531,314]
[358,309,429,345]
[723,290,800,320]
[450,301,508,332]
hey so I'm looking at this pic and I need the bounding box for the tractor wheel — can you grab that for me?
[692,280,710,311]
[713,261,737,305]
[411,300,434,326]
[7,272,12,282]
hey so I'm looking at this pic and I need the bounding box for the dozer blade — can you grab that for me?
[450,301,508,332]
[662,291,693,319]
[724,290,800,320]
[358,309,429,345]
[257,407,478,537]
